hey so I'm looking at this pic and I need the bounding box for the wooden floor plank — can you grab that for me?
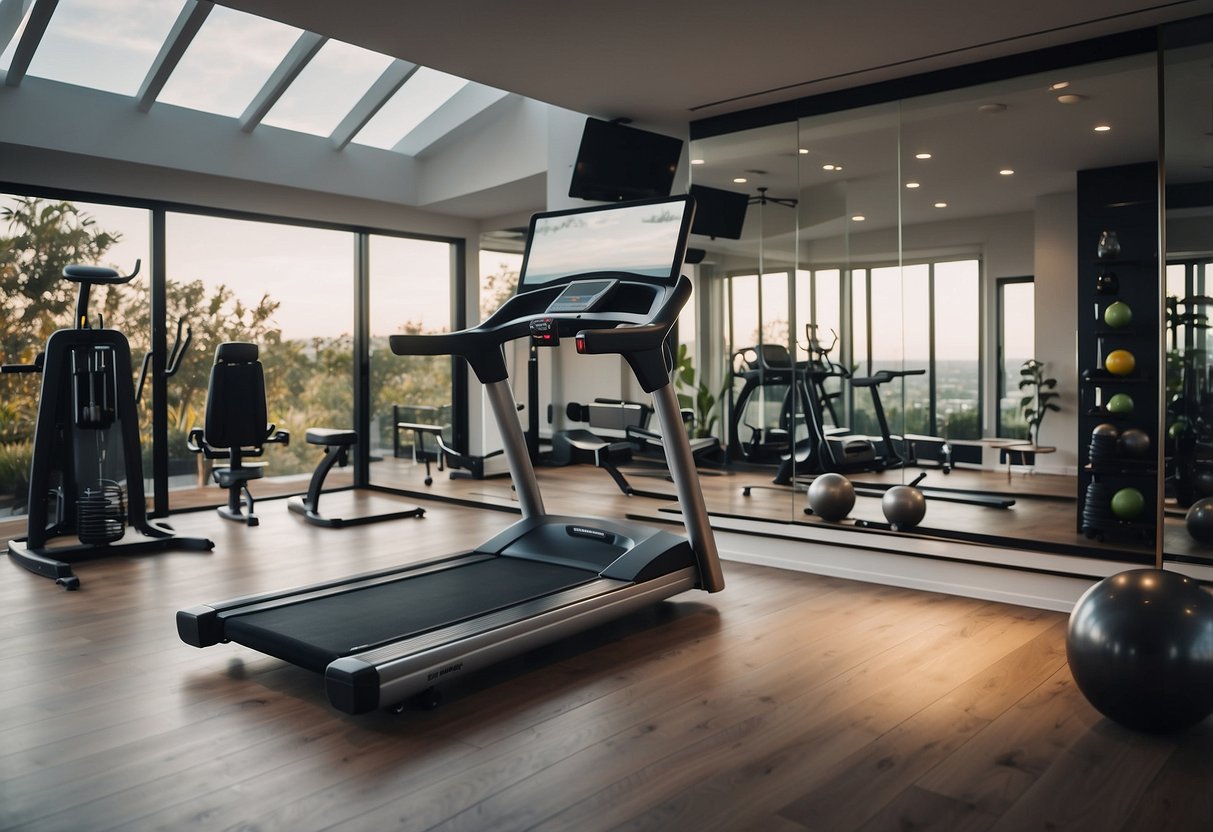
[774,620,1069,831]
[1120,721,1213,832]
[0,468,1209,832]
[287,579,973,832]
[855,786,1000,832]
[914,666,1105,817]
[529,606,1060,832]
[984,718,1178,832]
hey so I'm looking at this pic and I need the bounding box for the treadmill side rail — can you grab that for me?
[177,604,222,647]
[326,568,697,714]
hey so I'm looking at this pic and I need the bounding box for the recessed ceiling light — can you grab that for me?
[851,215,866,222]
[690,158,705,165]
[905,182,921,189]
[733,177,747,183]
[934,202,948,208]
[822,163,842,171]
[1094,124,1111,132]
[915,153,932,160]
[1049,81,1070,91]
[799,148,810,155]
[999,169,1015,176]
[1057,93,1086,104]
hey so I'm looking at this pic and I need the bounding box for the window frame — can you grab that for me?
[0,179,465,515]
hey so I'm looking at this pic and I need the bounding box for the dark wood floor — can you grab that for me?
[1,488,1210,831]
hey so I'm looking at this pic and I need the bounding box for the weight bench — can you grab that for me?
[396,419,509,483]
[550,427,639,496]
[287,428,424,528]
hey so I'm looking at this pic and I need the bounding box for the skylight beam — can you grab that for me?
[0,0,34,57]
[238,29,325,133]
[3,0,54,87]
[330,58,418,150]
[136,0,212,113]
[393,85,512,156]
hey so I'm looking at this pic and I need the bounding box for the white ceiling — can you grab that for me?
[218,0,1211,127]
[1,0,1207,231]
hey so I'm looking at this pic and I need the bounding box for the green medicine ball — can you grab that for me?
[1110,487,1145,521]
[1104,301,1132,328]
[1106,393,1134,414]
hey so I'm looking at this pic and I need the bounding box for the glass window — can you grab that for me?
[729,273,758,351]
[934,260,980,439]
[156,6,301,118]
[479,248,521,323]
[23,0,181,95]
[853,266,904,435]
[353,67,469,151]
[261,40,394,137]
[847,260,978,438]
[794,268,844,428]
[997,278,1034,439]
[165,213,354,505]
[761,271,789,347]
[1,195,150,519]
[368,235,454,484]
[900,263,931,436]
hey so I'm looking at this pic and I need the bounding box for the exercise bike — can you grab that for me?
[2,262,212,589]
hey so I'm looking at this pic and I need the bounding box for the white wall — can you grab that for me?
[1033,190,1080,472]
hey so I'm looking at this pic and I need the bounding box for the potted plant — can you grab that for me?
[1019,358,1060,446]
[674,344,728,440]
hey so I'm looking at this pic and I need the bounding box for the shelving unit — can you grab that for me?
[1075,164,1160,544]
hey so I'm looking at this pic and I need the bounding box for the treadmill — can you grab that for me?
[176,195,726,714]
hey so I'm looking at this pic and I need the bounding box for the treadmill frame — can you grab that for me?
[178,197,724,714]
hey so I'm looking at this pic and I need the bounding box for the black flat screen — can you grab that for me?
[517,196,694,291]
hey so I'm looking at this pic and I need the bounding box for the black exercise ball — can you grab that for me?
[1118,428,1151,458]
[882,484,926,530]
[1066,569,1213,732]
[1186,498,1213,545]
[807,473,855,522]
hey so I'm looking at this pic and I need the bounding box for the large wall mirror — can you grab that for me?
[1163,17,1213,567]
[688,30,1206,567]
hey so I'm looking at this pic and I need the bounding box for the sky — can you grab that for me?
[8,198,454,341]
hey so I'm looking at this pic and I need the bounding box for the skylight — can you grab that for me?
[354,67,469,151]
[259,39,394,136]
[156,4,301,118]
[0,0,526,178]
[21,0,181,95]
[0,1,34,72]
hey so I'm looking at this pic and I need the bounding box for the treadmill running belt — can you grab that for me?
[223,557,596,672]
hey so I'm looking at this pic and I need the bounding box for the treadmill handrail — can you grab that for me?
[389,275,689,386]
[387,244,721,593]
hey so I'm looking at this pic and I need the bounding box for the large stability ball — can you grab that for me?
[1186,497,1213,545]
[1066,569,1213,732]
[882,485,926,530]
[807,473,855,522]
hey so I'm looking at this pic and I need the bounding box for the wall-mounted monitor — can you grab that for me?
[689,184,750,239]
[568,118,684,202]
[518,196,694,290]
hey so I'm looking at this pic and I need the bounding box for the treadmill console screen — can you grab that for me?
[545,279,618,314]
[517,196,693,290]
